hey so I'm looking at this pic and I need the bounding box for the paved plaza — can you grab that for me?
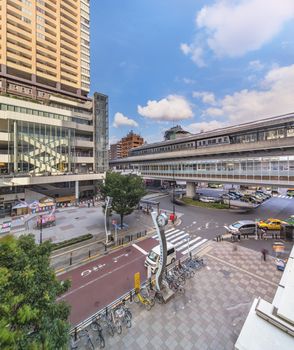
[82,241,283,350]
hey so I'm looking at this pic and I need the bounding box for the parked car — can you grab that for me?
[256,190,271,199]
[199,196,220,203]
[227,220,256,235]
[221,193,238,200]
[287,188,294,197]
[258,218,286,231]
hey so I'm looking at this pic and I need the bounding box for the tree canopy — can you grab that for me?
[100,172,146,227]
[0,234,71,350]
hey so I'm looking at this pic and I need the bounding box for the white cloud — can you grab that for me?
[183,78,196,85]
[203,64,294,123]
[248,60,264,71]
[193,91,216,105]
[113,112,138,128]
[138,95,193,121]
[182,0,294,64]
[180,43,206,67]
[187,120,225,134]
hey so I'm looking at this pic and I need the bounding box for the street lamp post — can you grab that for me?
[104,196,113,244]
[172,165,176,223]
[39,214,43,244]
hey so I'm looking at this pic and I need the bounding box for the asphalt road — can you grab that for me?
[58,192,293,327]
[156,194,294,242]
[58,236,186,326]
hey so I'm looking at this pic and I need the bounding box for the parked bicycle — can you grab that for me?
[90,318,105,349]
[133,288,155,310]
[114,303,132,328]
[71,329,94,350]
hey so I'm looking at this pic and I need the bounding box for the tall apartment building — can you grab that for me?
[109,132,144,160]
[110,142,122,160]
[0,0,108,214]
[120,131,144,158]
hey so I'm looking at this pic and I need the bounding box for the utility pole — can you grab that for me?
[39,215,43,244]
[172,164,175,223]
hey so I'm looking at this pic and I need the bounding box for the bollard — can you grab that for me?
[89,249,91,258]
[105,306,108,317]
[69,252,73,266]
[130,291,133,302]
[144,229,147,235]
[74,327,78,341]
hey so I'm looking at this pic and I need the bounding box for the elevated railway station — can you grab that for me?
[110,113,294,195]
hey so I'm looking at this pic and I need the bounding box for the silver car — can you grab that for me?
[227,220,256,235]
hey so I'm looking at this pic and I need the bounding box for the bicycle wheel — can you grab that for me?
[178,277,186,286]
[189,270,195,278]
[155,293,164,304]
[145,302,152,311]
[90,321,99,331]
[125,309,132,320]
[87,338,95,350]
[115,321,122,335]
[106,323,114,337]
[126,317,132,328]
[149,298,155,307]
[133,294,139,303]
[99,335,105,349]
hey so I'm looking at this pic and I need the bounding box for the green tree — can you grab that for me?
[100,172,146,228]
[0,234,71,350]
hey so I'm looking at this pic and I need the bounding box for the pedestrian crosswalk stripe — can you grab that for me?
[165,229,180,238]
[278,195,282,198]
[152,228,178,239]
[166,231,185,241]
[152,227,207,254]
[181,239,207,255]
[165,228,176,233]
[177,237,201,251]
[170,233,189,244]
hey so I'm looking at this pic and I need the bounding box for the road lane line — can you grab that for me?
[58,254,145,300]
[132,243,148,255]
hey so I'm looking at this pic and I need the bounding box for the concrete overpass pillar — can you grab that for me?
[75,181,79,202]
[186,182,196,198]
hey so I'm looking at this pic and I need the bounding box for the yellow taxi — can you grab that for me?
[258,218,285,231]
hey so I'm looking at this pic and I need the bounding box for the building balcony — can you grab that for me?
[0,172,105,187]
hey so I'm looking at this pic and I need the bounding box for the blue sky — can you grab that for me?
[90,0,294,144]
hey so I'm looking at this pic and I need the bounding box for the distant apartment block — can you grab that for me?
[109,131,144,160]
[0,0,108,215]
[110,142,122,160]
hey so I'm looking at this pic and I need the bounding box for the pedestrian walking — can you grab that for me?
[261,248,268,261]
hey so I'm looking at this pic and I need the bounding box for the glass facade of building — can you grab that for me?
[135,155,294,184]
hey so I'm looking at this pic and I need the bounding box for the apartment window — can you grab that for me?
[21,16,31,24]
[36,6,45,14]
[81,68,90,75]
[37,32,45,40]
[36,0,45,5]
[37,15,45,23]
[37,24,45,31]
[22,7,32,16]
[21,0,32,6]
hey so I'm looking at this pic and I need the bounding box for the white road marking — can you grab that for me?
[205,222,209,229]
[193,221,197,224]
[177,237,201,251]
[132,243,148,255]
[165,229,180,238]
[170,233,189,244]
[165,230,185,241]
[181,239,208,255]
